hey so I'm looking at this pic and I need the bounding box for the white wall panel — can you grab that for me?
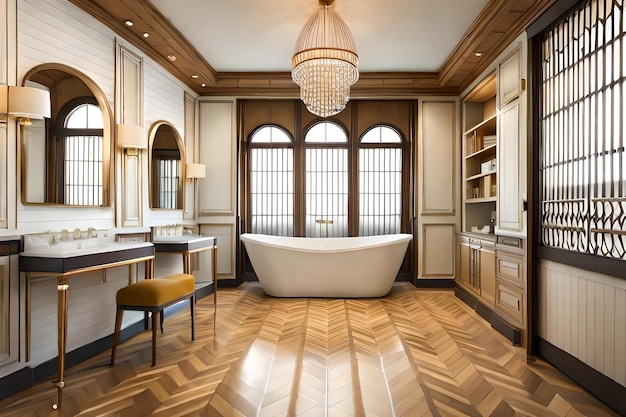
[200,223,235,280]
[197,100,235,216]
[416,98,460,281]
[419,101,456,215]
[18,0,115,101]
[143,60,185,133]
[141,55,189,227]
[538,260,626,386]
[421,224,455,277]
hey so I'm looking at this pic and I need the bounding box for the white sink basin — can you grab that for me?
[22,232,153,257]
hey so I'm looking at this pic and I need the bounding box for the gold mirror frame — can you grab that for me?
[20,63,112,206]
[148,120,186,210]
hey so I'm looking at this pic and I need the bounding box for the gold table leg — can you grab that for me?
[212,245,217,308]
[54,277,69,410]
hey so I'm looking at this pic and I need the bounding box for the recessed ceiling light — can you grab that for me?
[167,55,177,62]
[201,83,207,88]
[143,32,149,38]
[191,74,199,79]
[474,52,482,57]
[124,20,134,27]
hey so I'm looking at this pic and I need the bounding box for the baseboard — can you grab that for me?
[538,338,626,416]
[454,283,521,346]
[0,367,34,401]
[415,278,455,288]
[217,278,242,288]
[454,285,476,309]
[490,312,521,345]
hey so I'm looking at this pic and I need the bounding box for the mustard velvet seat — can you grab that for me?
[111,273,196,367]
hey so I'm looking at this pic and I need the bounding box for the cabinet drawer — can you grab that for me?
[495,280,524,326]
[495,252,524,287]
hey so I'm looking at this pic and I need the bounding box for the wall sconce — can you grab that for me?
[0,85,51,125]
[117,123,146,154]
[186,163,206,180]
[186,163,205,217]
[10,86,51,125]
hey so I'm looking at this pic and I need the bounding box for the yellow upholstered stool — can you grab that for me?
[111,273,196,367]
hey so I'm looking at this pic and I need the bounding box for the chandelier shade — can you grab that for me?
[292,2,359,118]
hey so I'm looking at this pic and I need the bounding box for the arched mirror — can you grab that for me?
[148,121,185,209]
[20,64,112,206]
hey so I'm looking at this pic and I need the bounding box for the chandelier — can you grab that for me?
[292,0,359,118]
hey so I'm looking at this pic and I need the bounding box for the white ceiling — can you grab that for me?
[149,0,491,73]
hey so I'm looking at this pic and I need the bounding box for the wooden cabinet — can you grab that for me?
[496,43,526,237]
[0,240,19,367]
[457,36,527,347]
[458,234,495,306]
[498,46,522,106]
[495,236,526,340]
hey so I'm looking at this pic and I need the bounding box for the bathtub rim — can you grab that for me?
[240,233,413,253]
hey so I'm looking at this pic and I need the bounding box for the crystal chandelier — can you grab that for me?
[292,0,359,118]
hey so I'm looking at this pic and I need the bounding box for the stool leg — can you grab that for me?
[190,294,195,341]
[111,308,123,365]
[160,310,164,334]
[151,311,158,367]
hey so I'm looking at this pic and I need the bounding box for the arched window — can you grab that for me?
[305,122,349,237]
[359,125,404,235]
[249,126,294,236]
[243,116,408,239]
[57,99,103,205]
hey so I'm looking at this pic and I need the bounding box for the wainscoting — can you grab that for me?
[538,259,626,414]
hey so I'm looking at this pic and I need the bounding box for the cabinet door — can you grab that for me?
[459,243,471,289]
[479,247,496,305]
[497,101,524,235]
[0,255,16,366]
[499,46,521,106]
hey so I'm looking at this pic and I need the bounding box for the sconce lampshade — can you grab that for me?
[186,163,206,179]
[0,85,7,114]
[8,86,51,119]
[117,123,147,149]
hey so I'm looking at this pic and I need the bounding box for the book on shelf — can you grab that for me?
[483,175,491,198]
[466,134,476,155]
[482,134,496,147]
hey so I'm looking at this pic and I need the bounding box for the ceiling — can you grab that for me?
[68,0,556,97]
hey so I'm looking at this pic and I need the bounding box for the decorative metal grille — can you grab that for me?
[64,135,103,205]
[540,0,626,259]
[246,122,405,238]
[359,126,403,235]
[305,148,348,237]
[158,159,179,209]
[250,148,294,236]
[249,126,294,236]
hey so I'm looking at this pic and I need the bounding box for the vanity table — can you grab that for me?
[152,235,217,306]
[19,235,154,409]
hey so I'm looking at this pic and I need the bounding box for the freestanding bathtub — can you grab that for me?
[240,233,412,298]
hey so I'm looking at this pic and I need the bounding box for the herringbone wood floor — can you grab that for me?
[0,282,618,416]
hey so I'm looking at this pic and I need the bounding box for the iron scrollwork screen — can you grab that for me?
[540,0,626,259]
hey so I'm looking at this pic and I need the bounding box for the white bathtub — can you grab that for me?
[240,233,412,298]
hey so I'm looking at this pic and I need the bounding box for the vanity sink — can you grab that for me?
[152,235,216,252]
[20,230,154,273]
[23,234,116,255]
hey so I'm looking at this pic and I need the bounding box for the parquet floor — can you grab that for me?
[0,282,618,416]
